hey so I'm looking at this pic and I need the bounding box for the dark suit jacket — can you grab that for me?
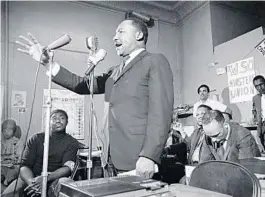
[186,128,204,164]
[253,94,264,137]
[52,50,174,170]
[200,123,261,163]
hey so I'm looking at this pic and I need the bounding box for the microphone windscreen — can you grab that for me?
[96,49,107,61]
[47,34,71,50]
[86,36,98,51]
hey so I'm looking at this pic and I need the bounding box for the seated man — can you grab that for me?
[164,104,212,164]
[1,119,23,189]
[164,105,212,184]
[200,110,261,163]
[2,109,79,197]
[193,84,228,118]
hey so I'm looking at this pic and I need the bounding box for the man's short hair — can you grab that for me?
[128,18,148,44]
[222,112,232,120]
[253,75,265,84]
[50,109,68,120]
[197,84,210,94]
[202,110,225,125]
[197,104,212,111]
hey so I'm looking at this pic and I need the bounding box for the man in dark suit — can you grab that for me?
[200,110,260,163]
[252,75,265,149]
[16,18,174,179]
[164,104,212,164]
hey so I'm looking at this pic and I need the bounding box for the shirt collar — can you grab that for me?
[199,98,209,104]
[125,48,145,65]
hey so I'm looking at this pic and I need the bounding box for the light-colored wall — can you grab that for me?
[179,2,265,123]
[5,1,179,146]
[181,3,214,105]
[213,27,265,123]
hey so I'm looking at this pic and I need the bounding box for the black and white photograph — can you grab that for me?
[1,1,265,197]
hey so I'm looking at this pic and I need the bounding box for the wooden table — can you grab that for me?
[168,184,232,197]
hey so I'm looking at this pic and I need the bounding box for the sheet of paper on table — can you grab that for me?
[118,164,159,177]
[254,157,265,161]
[255,173,265,180]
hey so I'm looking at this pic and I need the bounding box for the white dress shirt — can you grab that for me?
[193,99,227,117]
[261,94,265,120]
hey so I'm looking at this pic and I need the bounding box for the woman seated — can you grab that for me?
[1,119,23,189]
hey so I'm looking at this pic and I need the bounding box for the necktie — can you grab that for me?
[118,59,126,75]
[213,139,226,159]
[114,55,130,81]
[120,55,130,72]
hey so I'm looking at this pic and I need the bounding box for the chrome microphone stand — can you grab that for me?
[41,51,54,197]
[87,67,94,180]
[85,36,106,180]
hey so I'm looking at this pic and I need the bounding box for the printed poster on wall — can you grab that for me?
[42,89,85,139]
[226,57,256,103]
[11,90,27,108]
[255,38,265,56]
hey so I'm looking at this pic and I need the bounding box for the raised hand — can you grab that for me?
[16,33,50,64]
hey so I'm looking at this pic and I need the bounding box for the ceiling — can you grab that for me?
[139,1,186,11]
[144,1,265,18]
[85,1,207,24]
[84,1,265,24]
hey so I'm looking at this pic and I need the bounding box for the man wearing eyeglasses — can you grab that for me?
[200,110,260,163]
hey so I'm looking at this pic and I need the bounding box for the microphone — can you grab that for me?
[85,49,107,76]
[85,36,107,76]
[43,34,71,51]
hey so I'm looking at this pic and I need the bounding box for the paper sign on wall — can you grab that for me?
[42,89,85,139]
[11,91,27,108]
[216,67,226,76]
[226,57,256,103]
[255,38,265,56]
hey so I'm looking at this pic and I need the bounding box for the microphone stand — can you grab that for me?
[87,67,94,180]
[41,51,54,197]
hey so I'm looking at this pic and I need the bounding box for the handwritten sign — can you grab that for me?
[226,57,255,103]
[255,38,265,56]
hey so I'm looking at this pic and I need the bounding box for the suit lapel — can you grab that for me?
[190,129,202,157]
[114,50,148,83]
[223,143,231,161]
[223,124,235,160]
